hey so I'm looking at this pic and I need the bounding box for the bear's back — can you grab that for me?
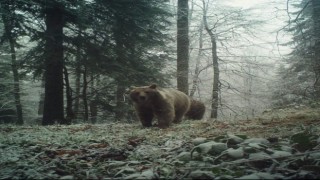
[158,88,190,109]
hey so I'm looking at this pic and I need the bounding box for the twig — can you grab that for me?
[32,152,45,160]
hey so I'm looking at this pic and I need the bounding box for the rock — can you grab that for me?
[247,142,268,150]
[140,169,157,179]
[244,138,270,145]
[248,152,272,169]
[227,134,244,145]
[226,147,244,159]
[191,141,227,156]
[134,145,162,159]
[209,143,228,155]
[236,172,274,179]
[176,152,192,162]
[188,170,215,179]
[280,145,293,153]
[271,151,291,158]
[310,152,320,159]
[60,175,74,179]
[249,152,271,160]
[192,137,207,145]
[164,139,184,149]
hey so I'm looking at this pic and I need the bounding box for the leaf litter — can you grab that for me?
[0,106,320,179]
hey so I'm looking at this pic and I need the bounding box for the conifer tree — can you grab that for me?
[274,0,320,105]
[0,0,172,123]
[0,0,24,124]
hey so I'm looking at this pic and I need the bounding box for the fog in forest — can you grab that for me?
[1,1,320,179]
[0,0,318,124]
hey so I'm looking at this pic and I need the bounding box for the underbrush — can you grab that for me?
[1,106,320,179]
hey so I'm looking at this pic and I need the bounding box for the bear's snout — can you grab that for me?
[139,95,147,101]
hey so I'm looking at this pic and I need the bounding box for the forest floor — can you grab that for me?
[1,106,320,179]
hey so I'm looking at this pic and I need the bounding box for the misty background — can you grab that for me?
[0,0,318,124]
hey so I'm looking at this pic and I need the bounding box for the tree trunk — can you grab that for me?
[82,66,89,122]
[203,0,219,118]
[209,38,219,119]
[0,1,23,125]
[244,64,253,119]
[74,66,81,118]
[113,16,129,121]
[177,0,189,95]
[312,0,320,99]
[38,75,45,115]
[89,100,98,123]
[115,84,126,121]
[89,73,97,124]
[64,66,74,124]
[74,27,83,119]
[190,16,204,97]
[42,3,65,125]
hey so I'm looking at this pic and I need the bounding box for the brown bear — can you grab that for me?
[185,99,206,120]
[129,84,191,128]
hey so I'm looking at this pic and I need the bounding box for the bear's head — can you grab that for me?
[129,84,158,104]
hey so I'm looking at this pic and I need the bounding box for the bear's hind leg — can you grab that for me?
[173,112,184,123]
[173,106,189,123]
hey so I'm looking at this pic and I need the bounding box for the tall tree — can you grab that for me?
[177,0,189,94]
[311,0,320,99]
[42,2,65,125]
[113,15,128,121]
[189,12,204,98]
[0,38,17,124]
[82,65,88,122]
[92,0,172,120]
[202,0,219,118]
[0,0,172,123]
[273,0,320,106]
[0,0,23,124]
[64,66,74,123]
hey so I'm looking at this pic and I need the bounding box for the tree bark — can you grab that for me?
[244,64,253,119]
[312,0,320,99]
[0,0,23,125]
[89,100,98,123]
[177,0,189,95]
[89,73,97,124]
[82,66,89,122]
[190,16,204,97]
[74,64,81,118]
[203,0,219,118]
[38,75,45,115]
[73,26,83,119]
[64,66,74,124]
[42,3,65,125]
[115,84,126,121]
[113,16,128,121]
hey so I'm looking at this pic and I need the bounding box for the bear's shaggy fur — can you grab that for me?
[129,84,191,128]
[185,99,206,120]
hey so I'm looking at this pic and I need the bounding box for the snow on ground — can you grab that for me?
[1,106,320,179]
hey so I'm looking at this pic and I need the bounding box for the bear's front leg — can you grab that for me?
[155,109,175,128]
[137,109,154,127]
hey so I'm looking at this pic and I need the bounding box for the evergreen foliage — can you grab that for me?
[0,22,16,123]
[0,50,17,124]
[272,0,320,106]
[0,0,173,123]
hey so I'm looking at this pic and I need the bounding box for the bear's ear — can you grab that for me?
[149,84,157,89]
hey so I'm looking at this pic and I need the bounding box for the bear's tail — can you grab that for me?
[185,99,205,120]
